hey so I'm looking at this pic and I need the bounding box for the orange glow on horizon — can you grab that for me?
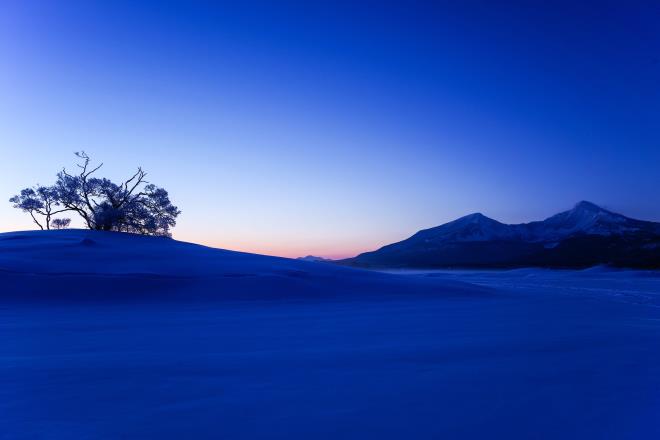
[175,230,373,260]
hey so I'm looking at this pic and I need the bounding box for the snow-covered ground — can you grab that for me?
[383,266,660,307]
[2,231,660,439]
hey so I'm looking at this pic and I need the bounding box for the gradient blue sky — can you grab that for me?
[1,1,659,258]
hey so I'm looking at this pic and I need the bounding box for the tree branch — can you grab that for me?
[28,211,44,230]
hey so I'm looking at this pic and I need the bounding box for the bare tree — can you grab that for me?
[9,186,71,230]
[55,151,104,229]
[51,218,72,229]
[12,152,180,236]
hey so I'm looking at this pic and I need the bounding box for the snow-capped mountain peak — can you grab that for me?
[349,202,660,269]
[459,212,489,222]
[534,201,637,240]
[573,200,604,212]
[411,212,519,243]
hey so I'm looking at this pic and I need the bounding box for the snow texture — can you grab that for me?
[2,230,660,439]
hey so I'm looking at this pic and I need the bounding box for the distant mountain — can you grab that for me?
[343,202,660,269]
[297,255,332,262]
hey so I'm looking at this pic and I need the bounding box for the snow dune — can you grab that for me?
[0,229,482,301]
[2,230,660,439]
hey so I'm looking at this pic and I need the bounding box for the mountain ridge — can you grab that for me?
[343,202,660,269]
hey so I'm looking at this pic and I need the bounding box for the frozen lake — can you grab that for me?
[3,268,660,439]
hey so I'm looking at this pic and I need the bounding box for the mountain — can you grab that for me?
[297,255,332,262]
[344,202,660,269]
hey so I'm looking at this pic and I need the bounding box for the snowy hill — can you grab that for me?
[3,230,660,439]
[0,229,481,301]
[346,202,660,269]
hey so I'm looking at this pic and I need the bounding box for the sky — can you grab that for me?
[1,1,659,258]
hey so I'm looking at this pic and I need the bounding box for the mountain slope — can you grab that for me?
[346,202,660,269]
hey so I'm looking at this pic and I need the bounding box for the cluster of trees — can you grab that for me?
[10,152,180,237]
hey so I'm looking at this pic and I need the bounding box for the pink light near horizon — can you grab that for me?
[177,230,379,260]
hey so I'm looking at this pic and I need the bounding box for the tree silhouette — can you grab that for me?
[9,185,69,230]
[51,218,71,229]
[10,152,180,236]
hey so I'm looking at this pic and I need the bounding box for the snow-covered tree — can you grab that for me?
[10,152,181,237]
[9,185,69,230]
[51,218,71,229]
